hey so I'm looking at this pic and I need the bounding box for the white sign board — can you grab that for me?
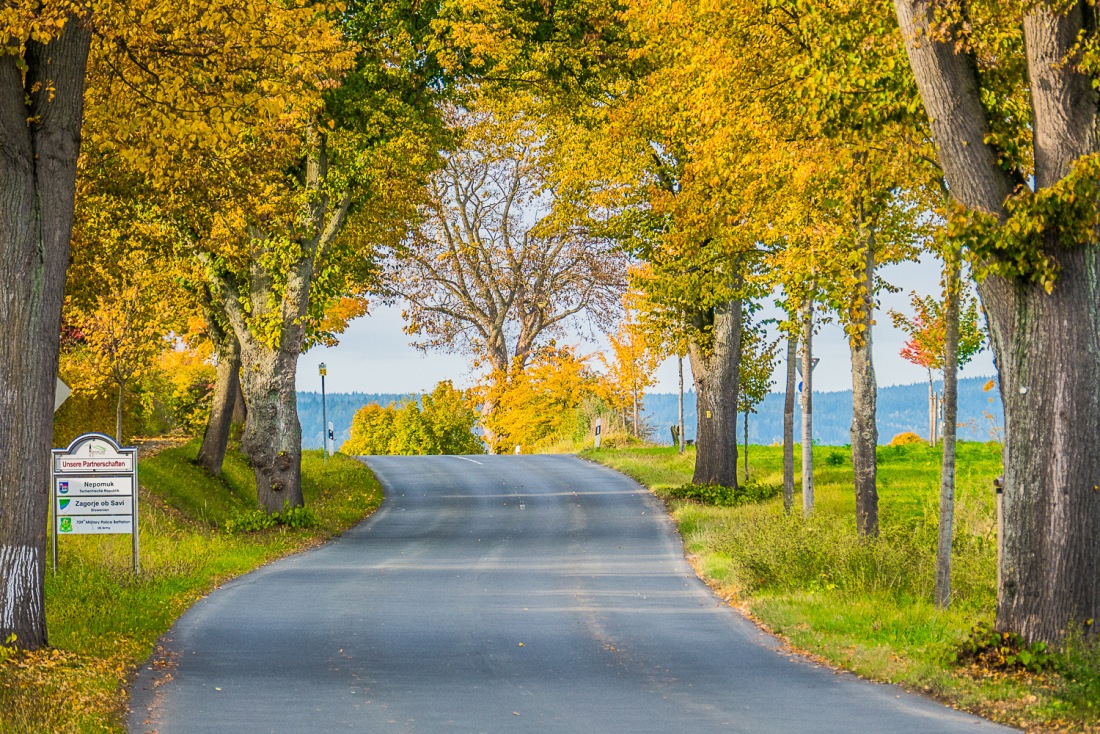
[57,496,134,516]
[56,476,133,496]
[52,433,139,573]
[58,516,134,534]
[55,436,134,473]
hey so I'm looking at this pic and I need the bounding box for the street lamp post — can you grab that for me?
[319,363,328,464]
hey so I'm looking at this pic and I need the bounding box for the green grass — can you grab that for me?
[0,441,382,733]
[583,442,1099,733]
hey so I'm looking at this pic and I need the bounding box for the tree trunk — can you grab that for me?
[687,299,742,487]
[232,378,247,424]
[480,397,499,452]
[237,337,304,513]
[850,239,878,536]
[677,355,685,454]
[895,0,1100,643]
[0,21,91,650]
[743,411,749,481]
[197,338,241,476]
[927,371,935,446]
[982,251,1100,642]
[631,387,639,438]
[115,378,125,445]
[205,261,308,511]
[935,255,961,608]
[800,303,814,516]
[782,332,797,512]
[197,287,242,475]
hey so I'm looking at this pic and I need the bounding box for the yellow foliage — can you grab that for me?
[597,306,662,437]
[889,432,926,447]
[481,347,596,453]
[342,381,483,456]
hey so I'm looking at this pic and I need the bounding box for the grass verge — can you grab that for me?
[583,442,1099,733]
[0,442,382,733]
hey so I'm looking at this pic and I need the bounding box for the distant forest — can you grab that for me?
[298,376,1004,450]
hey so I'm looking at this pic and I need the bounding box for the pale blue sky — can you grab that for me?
[296,256,997,396]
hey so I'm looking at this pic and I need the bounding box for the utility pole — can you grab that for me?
[319,363,328,464]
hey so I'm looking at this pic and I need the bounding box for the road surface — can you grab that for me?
[129,455,1012,733]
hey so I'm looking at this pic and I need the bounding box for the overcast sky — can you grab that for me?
[296,255,997,397]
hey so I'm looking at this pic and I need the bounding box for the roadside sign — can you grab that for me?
[59,516,134,534]
[55,378,71,412]
[54,437,134,473]
[57,495,134,516]
[795,357,820,377]
[51,433,139,574]
[56,476,133,496]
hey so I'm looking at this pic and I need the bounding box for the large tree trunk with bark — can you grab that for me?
[850,240,878,536]
[202,131,351,512]
[687,300,742,487]
[206,253,314,513]
[238,337,304,513]
[982,252,1100,642]
[895,0,1100,643]
[935,256,961,608]
[782,332,797,512]
[207,259,310,512]
[0,21,91,650]
[197,335,241,476]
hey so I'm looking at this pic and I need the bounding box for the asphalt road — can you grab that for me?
[129,455,1013,733]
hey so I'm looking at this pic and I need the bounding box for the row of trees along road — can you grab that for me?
[1,0,1097,652]
[405,0,1099,649]
[0,0,450,649]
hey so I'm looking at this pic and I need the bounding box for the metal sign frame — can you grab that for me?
[51,433,139,574]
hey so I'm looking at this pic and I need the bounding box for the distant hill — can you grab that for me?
[298,376,1004,449]
[640,376,1003,446]
[298,392,418,450]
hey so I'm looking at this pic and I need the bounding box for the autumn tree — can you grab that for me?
[598,310,663,438]
[0,5,93,650]
[890,289,985,442]
[384,104,626,436]
[342,381,482,456]
[61,181,191,444]
[481,346,596,453]
[84,0,447,515]
[893,0,1100,643]
[890,275,986,608]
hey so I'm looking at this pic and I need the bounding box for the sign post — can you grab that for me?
[52,433,139,574]
[319,363,328,463]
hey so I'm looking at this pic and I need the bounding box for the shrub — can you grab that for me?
[956,622,1054,673]
[825,450,846,466]
[224,508,277,533]
[664,481,782,507]
[890,431,925,446]
[0,634,17,665]
[341,380,483,455]
[277,504,320,529]
[224,502,320,533]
